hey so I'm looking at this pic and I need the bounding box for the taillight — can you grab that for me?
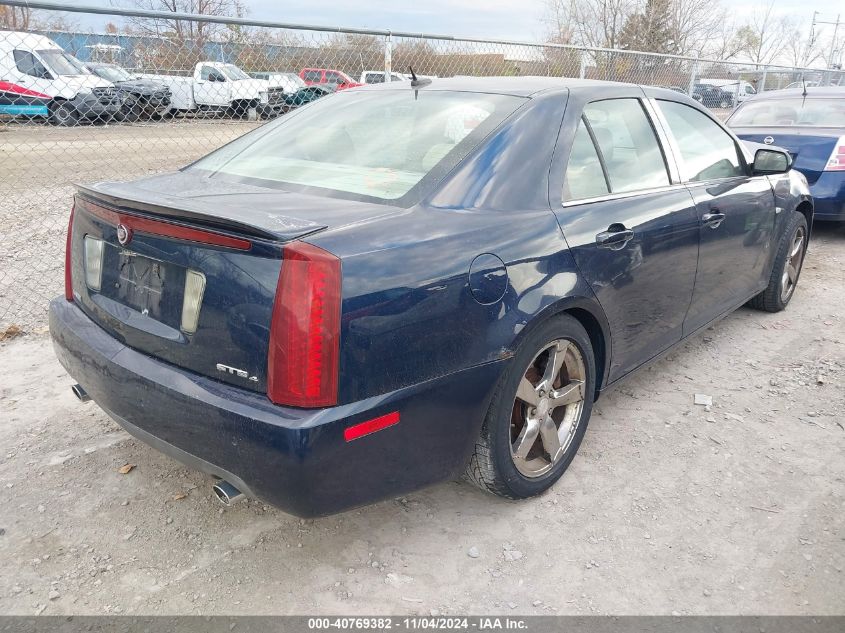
[64,206,75,301]
[824,136,845,172]
[267,241,341,408]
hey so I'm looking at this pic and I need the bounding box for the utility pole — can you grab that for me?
[814,13,843,69]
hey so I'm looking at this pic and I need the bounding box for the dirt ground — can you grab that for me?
[0,221,843,616]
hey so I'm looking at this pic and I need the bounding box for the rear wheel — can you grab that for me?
[49,101,78,126]
[465,314,595,499]
[748,210,808,312]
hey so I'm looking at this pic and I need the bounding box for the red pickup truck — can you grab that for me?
[299,68,363,91]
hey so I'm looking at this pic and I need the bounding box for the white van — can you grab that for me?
[0,31,123,125]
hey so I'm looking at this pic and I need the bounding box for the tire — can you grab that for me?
[465,314,596,499]
[719,99,730,109]
[49,101,78,127]
[747,210,808,312]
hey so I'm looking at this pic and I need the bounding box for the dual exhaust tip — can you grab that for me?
[71,384,245,507]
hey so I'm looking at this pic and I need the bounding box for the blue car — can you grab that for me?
[50,78,812,517]
[728,87,845,221]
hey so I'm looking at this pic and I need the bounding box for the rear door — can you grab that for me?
[552,95,700,382]
[653,99,776,334]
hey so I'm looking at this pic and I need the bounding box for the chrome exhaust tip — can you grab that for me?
[212,480,244,506]
[71,384,91,402]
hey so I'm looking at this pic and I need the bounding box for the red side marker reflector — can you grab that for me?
[344,411,400,442]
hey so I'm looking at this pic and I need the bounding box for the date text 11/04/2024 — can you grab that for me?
[307,618,528,630]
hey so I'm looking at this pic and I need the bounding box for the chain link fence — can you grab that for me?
[1,0,843,332]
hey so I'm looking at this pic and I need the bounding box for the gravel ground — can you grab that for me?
[0,222,843,616]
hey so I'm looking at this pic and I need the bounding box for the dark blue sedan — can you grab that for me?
[50,78,812,517]
[728,87,845,221]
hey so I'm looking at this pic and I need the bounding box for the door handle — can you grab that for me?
[596,225,635,250]
[702,211,726,229]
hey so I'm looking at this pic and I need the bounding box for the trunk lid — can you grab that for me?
[735,127,842,184]
[70,171,402,393]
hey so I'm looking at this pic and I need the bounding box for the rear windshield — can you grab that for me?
[729,98,845,127]
[189,90,524,203]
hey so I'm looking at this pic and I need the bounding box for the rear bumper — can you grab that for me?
[49,298,504,517]
[808,172,845,221]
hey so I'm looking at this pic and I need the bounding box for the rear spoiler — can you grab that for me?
[77,182,328,243]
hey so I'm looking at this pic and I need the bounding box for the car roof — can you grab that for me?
[744,86,845,101]
[352,75,675,97]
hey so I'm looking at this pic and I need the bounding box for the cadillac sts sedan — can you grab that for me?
[50,78,812,517]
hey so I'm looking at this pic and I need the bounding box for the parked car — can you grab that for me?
[84,62,171,121]
[299,68,363,91]
[728,87,845,221]
[692,83,735,109]
[249,71,332,113]
[51,77,812,517]
[0,31,123,125]
[360,70,407,84]
[702,78,758,104]
[140,62,285,118]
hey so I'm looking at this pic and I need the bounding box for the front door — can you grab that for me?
[194,65,231,107]
[553,97,700,382]
[654,100,776,334]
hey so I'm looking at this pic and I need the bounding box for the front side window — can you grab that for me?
[189,90,524,203]
[582,98,670,193]
[14,50,50,78]
[325,71,345,84]
[563,119,610,201]
[659,100,744,181]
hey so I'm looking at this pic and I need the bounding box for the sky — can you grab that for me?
[59,0,845,45]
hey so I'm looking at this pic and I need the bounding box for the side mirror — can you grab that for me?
[752,148,791,175]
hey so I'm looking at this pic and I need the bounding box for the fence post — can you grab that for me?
[687,52,698,95]
[384,32,392,80]
[579,49,587,79]
[760,67,767,92]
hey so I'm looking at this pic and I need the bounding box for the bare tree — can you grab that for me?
[783,16,822,69]
[543,0,636,50]
[112,0,248,52]
[734,1,791,66]
[670,0,730,57]
[1,6,79,31]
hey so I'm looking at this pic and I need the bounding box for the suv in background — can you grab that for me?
[692,83,735,109]
[85,62,171,121]
[299,68,362,91]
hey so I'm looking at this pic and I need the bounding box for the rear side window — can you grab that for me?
[14,50,49,78]
[303,70,321,82]
[563,119,610,201]
[583,99,670,193]
[658,100,744,181]
[365,73,384,84]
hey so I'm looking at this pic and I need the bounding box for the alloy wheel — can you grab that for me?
[510,339,587,478]
[780,225,805,302]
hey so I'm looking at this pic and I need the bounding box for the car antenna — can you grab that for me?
[409,66,431,89]
[801,76,808,98]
